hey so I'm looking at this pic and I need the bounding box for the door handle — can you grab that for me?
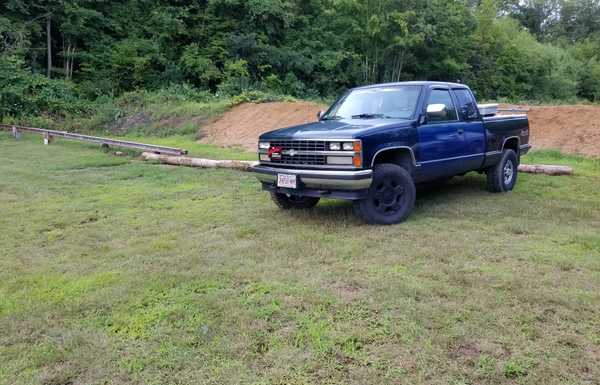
[457,128,464,135]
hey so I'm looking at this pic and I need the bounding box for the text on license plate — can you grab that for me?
[277,173,297,189]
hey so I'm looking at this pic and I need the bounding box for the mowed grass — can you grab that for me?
[119,135,257,161]
[1,132,599,385]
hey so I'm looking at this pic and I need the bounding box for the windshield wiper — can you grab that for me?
[321,115,344,120]
[351,113,386,119]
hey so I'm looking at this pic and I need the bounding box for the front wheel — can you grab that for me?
[353,163,416,225]
[486,149,518,193]
[270,192,320,210]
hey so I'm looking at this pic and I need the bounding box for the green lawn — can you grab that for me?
[1,132,599,385]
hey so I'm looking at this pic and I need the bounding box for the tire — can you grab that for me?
[353,163,416,225]
[270,192,320,210]
[486,149,518,193]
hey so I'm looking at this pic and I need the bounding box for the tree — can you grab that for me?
[2,0,600,105]
[499,0,563,40]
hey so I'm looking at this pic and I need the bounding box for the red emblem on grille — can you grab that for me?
[268,146,283,159]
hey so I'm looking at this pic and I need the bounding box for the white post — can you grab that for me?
[12,126,21,140]
[43,132,52,145]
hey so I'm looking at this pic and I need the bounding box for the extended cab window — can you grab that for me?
[426,89,458,122]
[453,88,478,120]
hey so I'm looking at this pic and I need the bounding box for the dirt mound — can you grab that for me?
[199,101,326,151]
[200,101,600,157]
[523,105,600,158]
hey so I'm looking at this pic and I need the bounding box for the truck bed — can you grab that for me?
[482,113,530,168]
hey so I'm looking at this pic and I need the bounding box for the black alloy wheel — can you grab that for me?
[353,163,416,225]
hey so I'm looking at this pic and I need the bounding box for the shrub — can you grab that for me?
[179,44,222,89]
[217,59,252,96]
[0,56,91,118]
[229,90,295,105]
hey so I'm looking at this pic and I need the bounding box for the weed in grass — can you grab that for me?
[1,272,119,317]
[295,315,335,355]
[504,357,534,379]
[476,354,497,377]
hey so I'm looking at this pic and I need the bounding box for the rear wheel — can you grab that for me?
[353,163,416,225]
[270,192,320,210]
[486,149,518,193]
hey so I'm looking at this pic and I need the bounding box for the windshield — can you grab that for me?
[323,86,421,120]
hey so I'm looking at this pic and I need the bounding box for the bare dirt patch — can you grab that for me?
[330,281,365,303]
[449,341,481,361]
[448,340,511,364]
[200,101,600,157]
[199,101,326,151]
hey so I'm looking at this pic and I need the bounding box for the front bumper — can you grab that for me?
[251,165,373,199]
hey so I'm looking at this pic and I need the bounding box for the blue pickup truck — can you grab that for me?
[251,81,530,224]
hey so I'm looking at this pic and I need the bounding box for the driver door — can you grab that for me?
[417,88,466,179]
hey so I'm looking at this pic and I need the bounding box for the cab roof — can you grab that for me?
[353,81,469,90]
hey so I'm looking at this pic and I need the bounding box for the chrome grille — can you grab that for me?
[268,140,327,166]
[269,140,327,152]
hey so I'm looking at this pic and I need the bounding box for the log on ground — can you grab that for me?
[518,164,573,176]
[141,152,258,171]
[141,153,573,176]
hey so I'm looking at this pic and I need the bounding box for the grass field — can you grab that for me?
[1,132,599,385]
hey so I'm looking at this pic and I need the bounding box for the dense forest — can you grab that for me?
[2,0,600,119]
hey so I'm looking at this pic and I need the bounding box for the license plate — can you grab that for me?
[277,173,297,189]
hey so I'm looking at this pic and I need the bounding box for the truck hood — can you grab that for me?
[259,119,414,140]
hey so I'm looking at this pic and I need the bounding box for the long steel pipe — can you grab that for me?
[0,124,188,156]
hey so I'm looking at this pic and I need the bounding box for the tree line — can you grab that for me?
[2,0,600,117]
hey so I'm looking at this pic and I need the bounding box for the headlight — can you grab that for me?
[342,142,354,151]
[259,142,270,150]
[329,142,341,151]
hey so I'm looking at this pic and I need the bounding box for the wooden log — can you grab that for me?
[142,153,573,176]
[518,164,573,176]
[141,152,258,172]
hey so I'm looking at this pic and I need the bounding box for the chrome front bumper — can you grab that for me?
[251,165,373,191]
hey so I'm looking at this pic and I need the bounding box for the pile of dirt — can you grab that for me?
[199,101,326,151]
[524,105,600,158]
[199,101,600,157]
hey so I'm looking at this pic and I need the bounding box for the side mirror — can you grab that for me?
[462,103,479,120]
[426,103,447,118]
[317,110,324,120]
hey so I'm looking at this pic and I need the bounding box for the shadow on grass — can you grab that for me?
[416,174,489,202]
[281,173,490,225]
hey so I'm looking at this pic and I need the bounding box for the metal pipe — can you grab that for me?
[0,124,188,156]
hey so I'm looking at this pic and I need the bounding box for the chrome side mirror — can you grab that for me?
[317,110,324,120]
[462,103,479,120]
[426,103,447,118]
